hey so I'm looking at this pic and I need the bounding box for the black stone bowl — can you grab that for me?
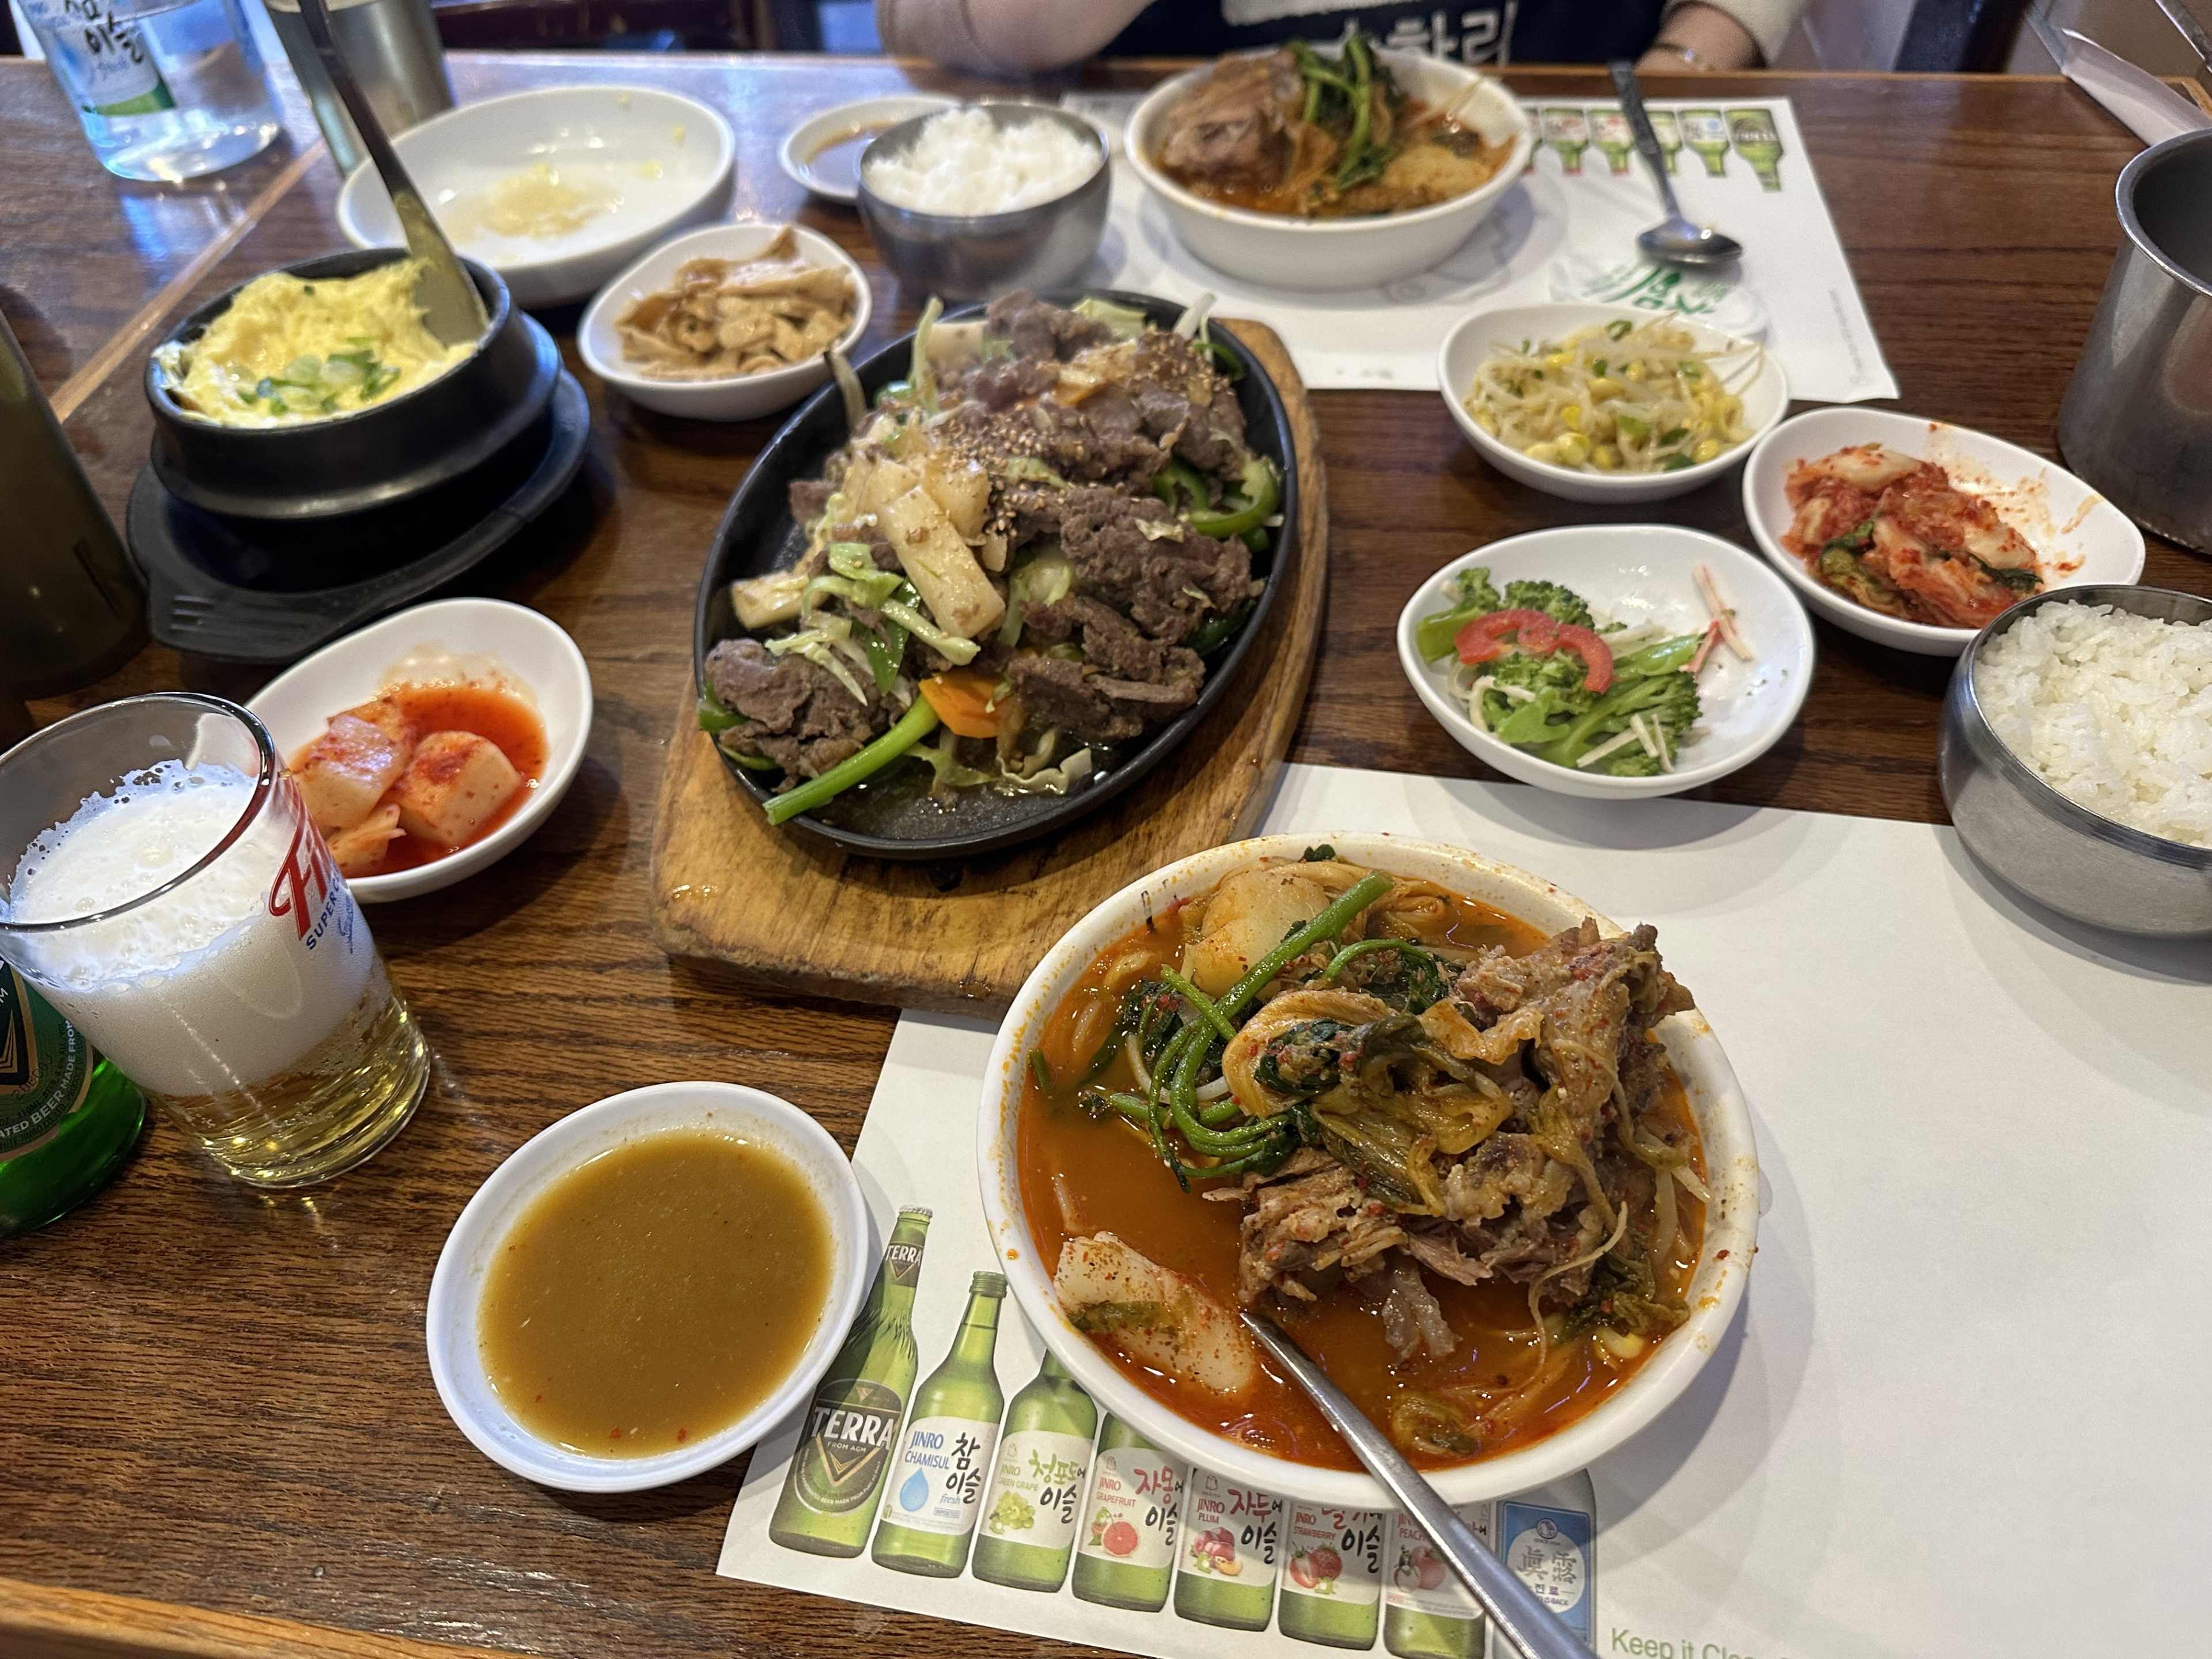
[146,249,556,522]
[692,289,1300,861]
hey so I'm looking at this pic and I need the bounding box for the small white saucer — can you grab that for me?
[424,1082,871,1493]
[779,94,955,202]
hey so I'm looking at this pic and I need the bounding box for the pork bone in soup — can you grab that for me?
[1154,33,1513,221]
[1017,851,1707,1469]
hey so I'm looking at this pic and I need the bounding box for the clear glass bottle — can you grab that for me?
[20,0,280,183]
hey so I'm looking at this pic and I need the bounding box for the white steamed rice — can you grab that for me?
[1974,601,2212,847]
[862,107,1099,215]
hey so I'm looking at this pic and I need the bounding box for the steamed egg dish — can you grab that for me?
[155,260,475,427]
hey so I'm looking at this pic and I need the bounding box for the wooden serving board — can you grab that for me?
[649,319,1327,1014]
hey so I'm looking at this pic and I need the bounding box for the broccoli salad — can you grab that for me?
[1414,564,1749,777]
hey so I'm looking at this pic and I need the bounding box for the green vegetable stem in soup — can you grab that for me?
[699,290,1279,826]
[1018,853,1709,1471]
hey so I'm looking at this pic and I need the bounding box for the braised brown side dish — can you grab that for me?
[615,226,856,381]
[1020,853,1708,1469]
[699,291,1279,825]
[1154,32,1512,220]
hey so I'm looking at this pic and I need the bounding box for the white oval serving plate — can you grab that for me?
[247,597,592,903]
[1397,525,1816,799]
[1742,406,2148,657]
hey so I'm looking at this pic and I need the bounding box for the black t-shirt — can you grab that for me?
[1107,1,1668,66]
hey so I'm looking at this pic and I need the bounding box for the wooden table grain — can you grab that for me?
[3,52,2207,1659]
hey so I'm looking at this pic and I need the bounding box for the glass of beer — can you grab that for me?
[0,694,430,1187]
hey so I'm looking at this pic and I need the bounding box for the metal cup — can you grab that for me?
[2058,129,2212,555]
[264,0,453,177]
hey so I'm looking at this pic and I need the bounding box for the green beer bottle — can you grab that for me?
[1070,1414,1183,1611]
[1647,109,1684,175]
[1727,108,1785,191]
[1494,1472,1597,1649]
[1681,108,1730,177]
[1171,1468,1280,1631]
[1539,107,1589,175]
[972,1350,1097,1592]
[871,1270,1006,1577]
[0,965,143,1234]
[1588,108,1633,176]
[768,1206,931,1556]
[1382,1504,1493,1659]
[1279,1503,1385,1649]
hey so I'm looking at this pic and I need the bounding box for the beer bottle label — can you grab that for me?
[980,1429,1092,1552]
[18,0,175,115]
[1077,1444,1180,1570]
[885,1236,925,1289]
[1496,1501,1594,1642]
[1282,1504,1384,1607]
[1385,1507,1490,1618]
[791,1379,906,1515]
[1177,1469,1278,1582]
[882,1414,999,1537]
[1681,111,1729,146]
[0,967,94,1158]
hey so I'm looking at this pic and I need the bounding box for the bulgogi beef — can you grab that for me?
[1222,920,1698,1358]
[708,292,1277,807]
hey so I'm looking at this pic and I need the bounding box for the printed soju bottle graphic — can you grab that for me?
[1070,1414,1184,1611]
[1588,108,1633,176]
[1646,108,1683,175]
[1539,107,1589,175]
[1171,1468,1281,1631]
[1489,1471,1597,1654]
[1383,1503,1493,1658]
[1681,108,1731,177]
[769,1206,931,1556]
[972,1349,1098,1592]
[1727,107,1785,191]
[871,1270,1006,1577]
[1279,1503,1385,1649]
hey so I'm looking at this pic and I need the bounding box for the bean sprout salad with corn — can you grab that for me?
[1463,317,1760,474]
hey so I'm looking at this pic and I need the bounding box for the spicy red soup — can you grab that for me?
[1016,877,1705,1472]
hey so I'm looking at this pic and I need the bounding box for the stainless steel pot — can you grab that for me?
[1940,584,2212,938]
[2058,130,2212,555]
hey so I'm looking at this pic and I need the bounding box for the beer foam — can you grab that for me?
[3,760,373,1097]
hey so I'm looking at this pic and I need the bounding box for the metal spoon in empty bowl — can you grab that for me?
[1608,60,1744,268]
[293,0,487,346]
[1244,1313,1599,1659]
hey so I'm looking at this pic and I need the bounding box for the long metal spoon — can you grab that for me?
[1608,60,1744,268]
[1244,1313,1596,1659]
[293,0,487,346]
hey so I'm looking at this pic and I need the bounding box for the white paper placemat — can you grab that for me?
[720,763,2208,1656]
[1060,94,1898,404]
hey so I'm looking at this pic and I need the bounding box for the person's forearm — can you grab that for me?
[875,0,1150,75]
[1635,1,1762,71]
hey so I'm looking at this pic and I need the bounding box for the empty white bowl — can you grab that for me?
[1397,525,1816,799]
[976,834,1760,1509]
[578,222,871,422]
[1440,301,1789,504]
[1123,50,1535,292]
[337,85,736,309]
[425,1081,870,1493]
[247,597,592,903]
[780,94,955,203]
[1742,406,2150,657]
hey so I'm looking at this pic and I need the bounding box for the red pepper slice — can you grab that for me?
[1453,608,1613,692]
[1454,608,1560,664]
[1554,623,1614,692]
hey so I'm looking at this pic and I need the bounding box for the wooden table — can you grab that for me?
[3,52,2206,1659]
